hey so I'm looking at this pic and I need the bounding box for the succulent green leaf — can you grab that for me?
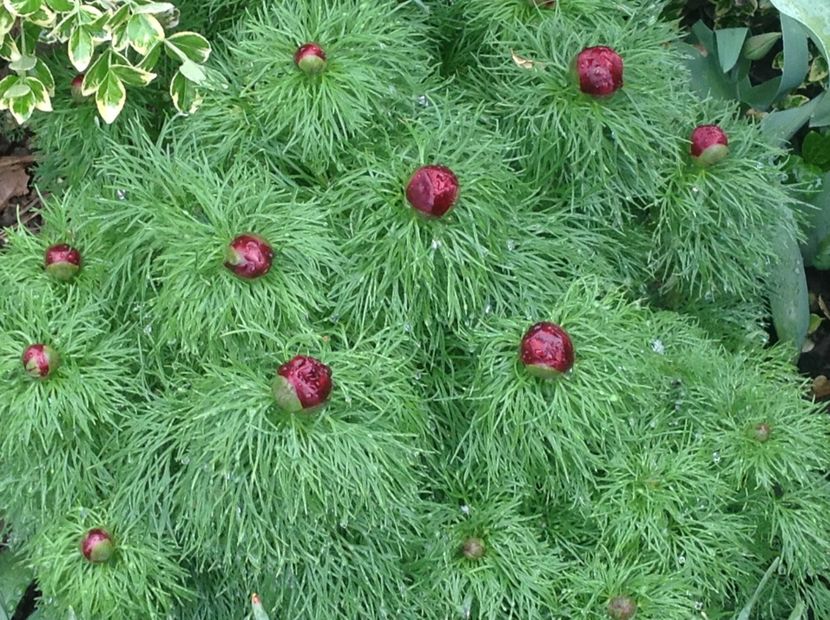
[802,172,830,266]
[770,0,830,63]
[776,14,811,100]
[0,551,32,618]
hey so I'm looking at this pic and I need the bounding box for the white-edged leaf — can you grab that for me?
[0,35,19,61]
[137,41,162,71]
[45,0,72,10]
[95,70,125,124]
[0,7,15,37]
[4,80,30,98]
[5,0,42,17]
[68,25,94,71]
[106,4,130,28]
[8,54,36,71]
[8,91,35,123]
[111,63,156,86]
[178,58,205,83]
[31,59,54,93]
[169,69,201,114]
[126,12,164,56]
[81,50,110,96]
[0,74,18,98]
[165,31,210,63]
[76,3,101,23]
[25,76,51,111]
[133,2,174,14]
[27,4,54,27]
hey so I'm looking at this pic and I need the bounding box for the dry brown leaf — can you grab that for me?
[511,50,542,70]
[819,295,830,321]
[812,375,830,399]
[0,158,30,209]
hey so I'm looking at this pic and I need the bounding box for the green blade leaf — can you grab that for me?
[68,26,94,71]
[770,0,830,63]
[801,171,830,266]
[768,213,810,358]
[761,96,820,142]
[716,27,748,72]
[776,14,810,100]
[743,32,782,60]
[95,70,125,124]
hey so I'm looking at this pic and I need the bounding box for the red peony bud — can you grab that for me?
[273,355,333,413]
[71,74,86,101]
[520,322,575,379]
[690,124,729,167]
[460,537,486,560]
[294,43,327,74]
[576,46,624,97]
[224,234,274,280]
[22,344,60,380]
[607,595,637,620]
[44,243,82,281]
[405,165,460,219]
[80,528,114,563]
